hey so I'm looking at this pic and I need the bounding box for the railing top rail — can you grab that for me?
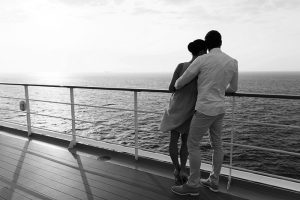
[229,92,300,99]
[0,82,169,93]
[0,82,299,99]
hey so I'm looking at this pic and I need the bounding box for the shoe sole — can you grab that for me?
[171,188,199,196]
[201,183,219,193]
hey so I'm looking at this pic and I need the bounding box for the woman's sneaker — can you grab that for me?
[173,169,182,185]
[200,178,219,192]
[179,170,189,184]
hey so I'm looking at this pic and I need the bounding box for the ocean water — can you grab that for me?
[0,72,299,179]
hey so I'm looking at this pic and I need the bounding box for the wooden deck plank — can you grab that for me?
[0,149,141,200]
[0,130,249,200]
[0,186,32,200]
[0,133,172,189]
[0,141,175,200]
[0,141,176,200]
[0,145,173,200]
[0,168,78,200]
[0,135,171,187]
[0,176,56,200]
[28,142,173,189]
[13,189,50,200]
[0,182,15,200]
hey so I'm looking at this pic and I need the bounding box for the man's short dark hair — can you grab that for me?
[188,39,207,56]
[205,30,222,50]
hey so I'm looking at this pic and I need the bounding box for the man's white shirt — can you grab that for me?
[175,48,238,116]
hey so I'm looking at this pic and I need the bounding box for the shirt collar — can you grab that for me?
[209,48,221,54]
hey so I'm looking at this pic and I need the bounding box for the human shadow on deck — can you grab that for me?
[0,139,53,200]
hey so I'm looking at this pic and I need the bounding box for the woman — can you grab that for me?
[160,39,207,185]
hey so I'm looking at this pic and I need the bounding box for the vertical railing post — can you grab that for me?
[134,91,139,160]
[24,85,32,137]
[68,87,76,148]
[227,96,236,190]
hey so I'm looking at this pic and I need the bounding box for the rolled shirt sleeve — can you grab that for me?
[226,60,239,93]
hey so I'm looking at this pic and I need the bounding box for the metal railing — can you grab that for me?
[0,82,299,190]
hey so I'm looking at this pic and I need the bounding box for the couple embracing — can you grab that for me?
[160,30,238,196]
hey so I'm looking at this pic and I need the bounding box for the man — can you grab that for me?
[171,30,238,196]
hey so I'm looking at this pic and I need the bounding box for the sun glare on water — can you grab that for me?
[30,72,71,85]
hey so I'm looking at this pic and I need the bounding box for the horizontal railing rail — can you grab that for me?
[1,82,300,99]
[0,82,299,190]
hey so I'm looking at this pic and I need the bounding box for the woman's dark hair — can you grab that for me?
[205,30,222,50]
[188,39,206,56]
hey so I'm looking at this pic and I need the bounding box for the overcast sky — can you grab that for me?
[1,0,300,74]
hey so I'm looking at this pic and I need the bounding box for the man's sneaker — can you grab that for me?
[200,178,219,192]
[171,184,200,196]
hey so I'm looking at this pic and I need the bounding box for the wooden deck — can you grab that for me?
[0,128,298,200]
